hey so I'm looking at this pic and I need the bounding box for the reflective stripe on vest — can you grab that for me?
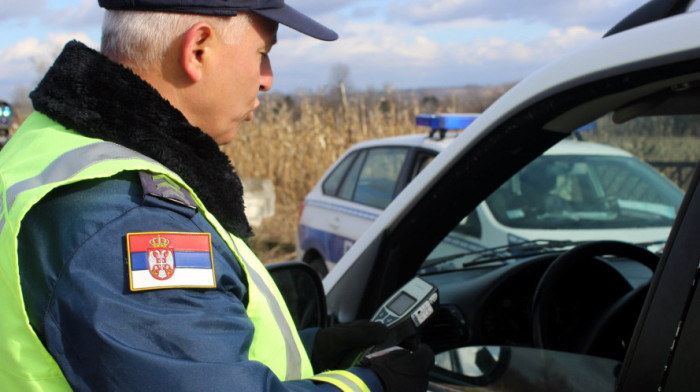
[230,237,305,380]
[1,141,160,234]
[0,112,314,389]
[309,371,372,392]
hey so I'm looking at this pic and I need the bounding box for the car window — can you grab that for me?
[418,120,697,388]
[453,210,481,238]
[322,151,357,196]
[419,117,690,274]
[432,345,618,391]
[338,150,367,200]
[352,147,409,209]
[322,147,427,209]
[411,151,436,180]
[485,154,682,230]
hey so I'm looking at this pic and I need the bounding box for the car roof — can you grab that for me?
[348,131,635,158]
[346,132,457,152]
[543,138,633,157]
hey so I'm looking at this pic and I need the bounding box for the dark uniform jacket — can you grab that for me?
[17,41,380,392]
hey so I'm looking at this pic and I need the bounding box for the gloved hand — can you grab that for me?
[311,320,389,372]
[358,344,434,392]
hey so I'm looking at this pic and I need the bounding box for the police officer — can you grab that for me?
[0,1,433,391]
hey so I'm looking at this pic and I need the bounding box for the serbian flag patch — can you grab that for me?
[126,232,216,291]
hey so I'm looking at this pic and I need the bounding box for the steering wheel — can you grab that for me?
[531,240,659,359]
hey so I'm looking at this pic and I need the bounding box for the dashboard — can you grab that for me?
[419,245,656,360]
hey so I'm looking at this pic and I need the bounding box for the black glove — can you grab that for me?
[358,344,434,392]
[311,320,389,372]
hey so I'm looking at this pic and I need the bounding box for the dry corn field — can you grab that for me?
[223,91,428,262]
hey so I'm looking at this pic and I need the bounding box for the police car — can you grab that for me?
[295,114,475,276]
[297,114,683,276]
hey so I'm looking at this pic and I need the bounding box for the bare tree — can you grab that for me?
[327,63,351,109]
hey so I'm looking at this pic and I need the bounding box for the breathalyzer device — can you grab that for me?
[349,276,438,366]
[371,276,438,330]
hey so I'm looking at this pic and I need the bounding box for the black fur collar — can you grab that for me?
[30,41,253,239]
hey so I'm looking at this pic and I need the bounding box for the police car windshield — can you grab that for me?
[417,140,684,275]
[484,154,682,230]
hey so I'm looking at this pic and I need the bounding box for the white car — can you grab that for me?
[297,115,683,276]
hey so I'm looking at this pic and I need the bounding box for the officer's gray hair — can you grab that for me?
[101,10,251,73]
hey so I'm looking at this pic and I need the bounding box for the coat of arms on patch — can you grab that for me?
[147,234,175,280]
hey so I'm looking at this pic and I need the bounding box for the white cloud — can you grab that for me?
[1,37,42,63]
[279,19,598,66]
[0,0,49,21]
[398,0,480,22]
[295,0,357,14]
[547,26,599,49]
[450,25,598,67]
[43,0,104,30]
[269,18,601,92]
[0,0,652,95]
[388,0,641,30]
[436,16,504,29]
[0,32,98,84]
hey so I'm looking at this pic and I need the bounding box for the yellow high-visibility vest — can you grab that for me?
[0,112,369,392]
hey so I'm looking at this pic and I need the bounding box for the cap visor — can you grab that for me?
[254,5,338,41]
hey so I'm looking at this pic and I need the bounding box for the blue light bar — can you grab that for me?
[416,114,478,130]
[575,121,597,132]
[1,105,11,118]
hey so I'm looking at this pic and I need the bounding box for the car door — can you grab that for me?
[325,1,700,320]
[324,3,700,391]
[617,161,700,391]
[309,146,413,265]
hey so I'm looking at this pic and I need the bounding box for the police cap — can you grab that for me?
[98,0,338,41]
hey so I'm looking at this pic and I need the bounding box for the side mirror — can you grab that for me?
[267,261,327,329]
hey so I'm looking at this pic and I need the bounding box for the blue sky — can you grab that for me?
[0,0,691,99]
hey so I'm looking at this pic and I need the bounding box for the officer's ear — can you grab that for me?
[180,22,214,82]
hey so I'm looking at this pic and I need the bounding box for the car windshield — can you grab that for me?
[419,114,695,274]
[485,153,682,230]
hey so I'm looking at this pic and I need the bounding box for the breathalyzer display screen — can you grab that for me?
[387,292,416,315]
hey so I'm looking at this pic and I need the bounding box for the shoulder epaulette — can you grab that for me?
[139,171,198,213]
